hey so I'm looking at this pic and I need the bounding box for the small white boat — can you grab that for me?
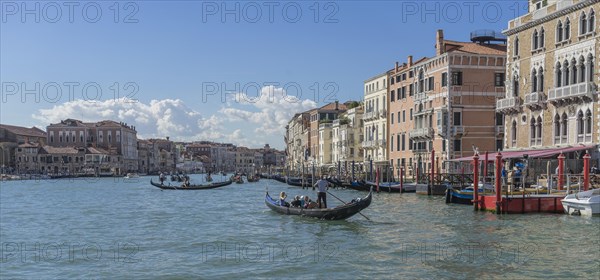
[124,173,140,179]
[561,189,600,216]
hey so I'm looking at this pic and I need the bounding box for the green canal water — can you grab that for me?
[1,175,598,279]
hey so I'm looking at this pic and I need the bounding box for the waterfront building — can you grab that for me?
[331,105,364,178]
[308,102,347,173]
[497,0,599,164]
[388,29,507,179]
[318,121,333,172]
[0,124,47,172]
[46,119,139,174]
[363,73,389,179]
[285,112,311,174]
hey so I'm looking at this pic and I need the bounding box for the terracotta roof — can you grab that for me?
[19,142,40,148]
[0,124,47,138]
[319,102,347,111]
[443,40,506,55]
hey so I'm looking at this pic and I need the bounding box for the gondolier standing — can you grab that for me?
[314,176,328,208]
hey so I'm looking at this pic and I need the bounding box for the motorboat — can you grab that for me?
[561,189,600,216]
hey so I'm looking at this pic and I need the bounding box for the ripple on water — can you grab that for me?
[1,178,598,279]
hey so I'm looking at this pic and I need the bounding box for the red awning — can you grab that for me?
[448,145,597,162]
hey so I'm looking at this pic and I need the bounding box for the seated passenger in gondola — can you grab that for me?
[279,192,289,207]
[304,196,317,209]
[290,195,302,207]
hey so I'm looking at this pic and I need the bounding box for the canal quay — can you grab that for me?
[1,174,598,279]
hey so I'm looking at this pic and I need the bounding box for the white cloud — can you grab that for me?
[32,85,316,149]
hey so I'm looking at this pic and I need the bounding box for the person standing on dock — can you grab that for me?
[315,176,328,208]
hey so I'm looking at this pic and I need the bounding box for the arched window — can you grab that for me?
[563,60,570,86]
[539,67,544,92]
[531,69,538,92]
[561,113,568,142]
[577,110,584,135]
[539,28,545,48]
[585,109,592,136]
[581,12,588,34]
[532,29,539,50]
[571,58,578,85]
[554,114,561,144]
[530,118,536,146]
[536,116,543,145]
[579,56,586,83]
[589,9,595,32]
[511,120,517,147]
[418,69,424,93]
[513,74,519,96]
[556,62,562,87]
[565,18,571,39]
[557,20,563,42]
[514,37,519,56]
[588,54,594,82]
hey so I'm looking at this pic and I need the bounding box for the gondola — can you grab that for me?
[265,190,372,220]
[247,176,260,183]
[150,179,232,190]
[287,177,313,188]
[271,175,287,183]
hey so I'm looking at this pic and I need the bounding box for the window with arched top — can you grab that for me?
[585,109,592,142]
[512,74,519,96]
[588,54,594,82]
[539,28,545,48]
[538,67,544,92]
[561,113,568,143]
[589,9,595,32]
[532,29,539,50]
[579,56,586,83]
[554,114,561,144]
[530,118,536,146]
[418,69,424,93]
[514,37,519,56]
[556,62,562,87]
[571,58,578,85]
[563,60,570,86]
[577,110,585,142]
[580,12,588,34]
[511,120,517,147]
[565,18,571,39]
[531,69,538,92]
[536,116,542,146]
[557,20,563,42]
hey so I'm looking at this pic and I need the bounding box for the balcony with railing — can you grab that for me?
[413,108,433,117]
[414,92,427,102]
[451,126,464,136]
[379,109,387,118]
[362,140,375,148]
[496,125,504,136]
[496,96,522,113]
[524,91,546,110]
[548,82,597,106]
[362,111,376,120]
[377,139,386,147]
[409,127,434,139]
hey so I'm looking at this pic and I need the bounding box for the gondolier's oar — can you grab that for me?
[327,191,371,221]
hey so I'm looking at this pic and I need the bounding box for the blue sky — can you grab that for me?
[1,1,528,149]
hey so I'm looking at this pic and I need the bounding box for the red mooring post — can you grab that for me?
[558,153,565,191]
[400,167,404,193]
[495,152,503,214]
[473,153,480,211]
[583,151,590,191]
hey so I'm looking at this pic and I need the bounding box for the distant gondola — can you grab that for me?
[150,179,232,190]
[265,190,372,220]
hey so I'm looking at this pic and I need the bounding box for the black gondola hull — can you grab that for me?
[150,179,233,190]
[265,191,372,220]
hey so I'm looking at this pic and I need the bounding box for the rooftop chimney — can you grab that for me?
[395,61,399,71]
[407,55,413,66]
[436,29,445,56]
[335,100,339,110]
